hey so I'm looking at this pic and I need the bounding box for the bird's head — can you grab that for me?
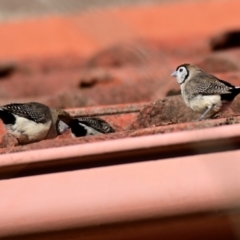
[51,108,73,134]
[171,63,201,85]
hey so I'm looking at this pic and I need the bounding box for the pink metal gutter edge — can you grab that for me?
[1,123,240,178]
[1,149,240,238]
[66,102,147,116]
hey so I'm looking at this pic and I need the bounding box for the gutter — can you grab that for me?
[1,123,240,179]
[1,149,240,239]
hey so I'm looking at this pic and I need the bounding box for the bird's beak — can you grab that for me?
[171,71,177,77]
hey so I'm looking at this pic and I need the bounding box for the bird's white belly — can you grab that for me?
[189,95,221,112]
[7,115,51,143]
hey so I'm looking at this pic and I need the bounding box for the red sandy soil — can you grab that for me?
[1,0,240,151]
[0,0,239,60]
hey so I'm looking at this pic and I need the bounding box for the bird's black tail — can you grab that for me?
[221,87,240,102]
[232,86,240,99]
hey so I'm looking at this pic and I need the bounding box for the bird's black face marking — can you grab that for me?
[0,110,16,125]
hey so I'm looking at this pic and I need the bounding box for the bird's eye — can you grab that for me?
[179,68,183,72]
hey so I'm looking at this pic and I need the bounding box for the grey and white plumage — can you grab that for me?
[0,102,70,144]
[58,116,115,137]
[171,63,240,120]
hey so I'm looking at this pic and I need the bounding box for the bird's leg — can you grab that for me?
[198,105,213,121]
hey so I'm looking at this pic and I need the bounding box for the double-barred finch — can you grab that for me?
[171,63,240,120]
[58,116,115,137]
[0,102,70,144]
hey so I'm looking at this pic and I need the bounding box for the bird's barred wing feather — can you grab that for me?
[77,117,115,133]
[1,103,49,123]
[185,72,233,96]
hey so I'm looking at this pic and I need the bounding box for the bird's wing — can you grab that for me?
[2,103,49,123]
[185,72,234,96]
[77,117,115,133]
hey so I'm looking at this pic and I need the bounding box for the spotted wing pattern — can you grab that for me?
[185,72,234,96]
[77,117,115,133]
[1,102,50,123]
